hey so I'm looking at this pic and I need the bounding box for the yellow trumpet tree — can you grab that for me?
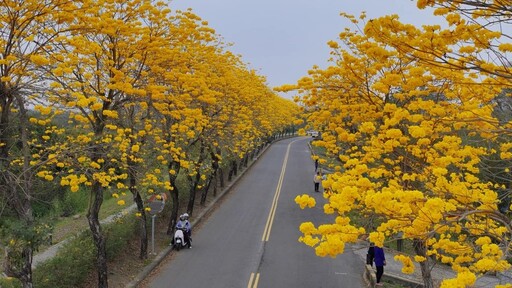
[143,9,225,234]
[0,1,79,287]
[109,2,178,261]
[288,11,511,288]
[38,0,167,286]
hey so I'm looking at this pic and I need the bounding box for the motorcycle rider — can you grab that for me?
[176,213,192,248]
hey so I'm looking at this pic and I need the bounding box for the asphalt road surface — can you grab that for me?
[146,137,364,288]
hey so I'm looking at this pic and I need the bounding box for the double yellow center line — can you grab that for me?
[248,141,295,288]
[247,272,260,288]
[261,141,290,242]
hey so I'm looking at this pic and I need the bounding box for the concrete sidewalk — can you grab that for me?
[351,241,512,287]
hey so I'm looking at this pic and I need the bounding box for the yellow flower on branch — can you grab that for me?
[394,254,415,274]
[295,194,316,209]
[30,54,50,65]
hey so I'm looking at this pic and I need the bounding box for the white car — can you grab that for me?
[306,130,319,137]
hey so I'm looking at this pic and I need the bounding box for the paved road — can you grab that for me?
[146,137,364,288]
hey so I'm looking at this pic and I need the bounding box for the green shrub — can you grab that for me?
[33,232,95,288]
[31,181,64,218]
[0,277,21,288]
[54,190,89,217]
[32,200,55,219]
[105,214,138,258]
[176,170,191,203]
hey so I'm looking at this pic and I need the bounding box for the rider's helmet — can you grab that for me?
[179,214,186,221]
[182,213,189,220]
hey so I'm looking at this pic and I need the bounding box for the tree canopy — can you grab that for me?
[285,1,512,287]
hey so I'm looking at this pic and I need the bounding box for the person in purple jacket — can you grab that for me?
[374,246,386,286]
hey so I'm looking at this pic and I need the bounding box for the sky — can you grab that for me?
[169,0,441,98]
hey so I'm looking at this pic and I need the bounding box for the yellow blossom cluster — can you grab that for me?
[394,254,415,274]
[440,271,476,288]
[295,194,316,209]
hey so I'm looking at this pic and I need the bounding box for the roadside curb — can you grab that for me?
[126,136,295,288]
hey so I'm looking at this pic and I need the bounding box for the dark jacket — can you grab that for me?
[366,246,375,265]
[374,246,386,266]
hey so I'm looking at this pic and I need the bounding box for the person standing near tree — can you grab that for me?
[313,171,322,192]
[374,245,386,286]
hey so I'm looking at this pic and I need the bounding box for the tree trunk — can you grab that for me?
[228,160,238,181]
[4,246,34,288]
[414,239,434,288]
[128,138,149,260]
[186,174,199,216]
[0,83,12,161]
[200,171,215,205]
[244,153,249,167]
[187,142,207,214]
[128,165,148,260]
[213,173,218,197]
[167,182,179,235]
[87,181,108,288]
[133,191,148,260]
[19,247,33,288]
[200,149,220,205]
[200,179,209,206]
[228,164,233,181]
[166,161,180,235]
[219,167,225,188]
[3,94,35,288]
[240,154,246,168]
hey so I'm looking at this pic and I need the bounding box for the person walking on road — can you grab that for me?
[374,245,386,286]
[314,171,322,192]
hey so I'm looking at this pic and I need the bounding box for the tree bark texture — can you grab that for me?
[187,142,207,214]
[200,149,219,204]
[2,94,36,288]
[166,161,180,235]
[187,173,198,216]
[414,239,434,288]
[87,181,108,288]
[4,246,34,288]
[200,171,215,205]
[218,167,225,188]
[129,166,148,260]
